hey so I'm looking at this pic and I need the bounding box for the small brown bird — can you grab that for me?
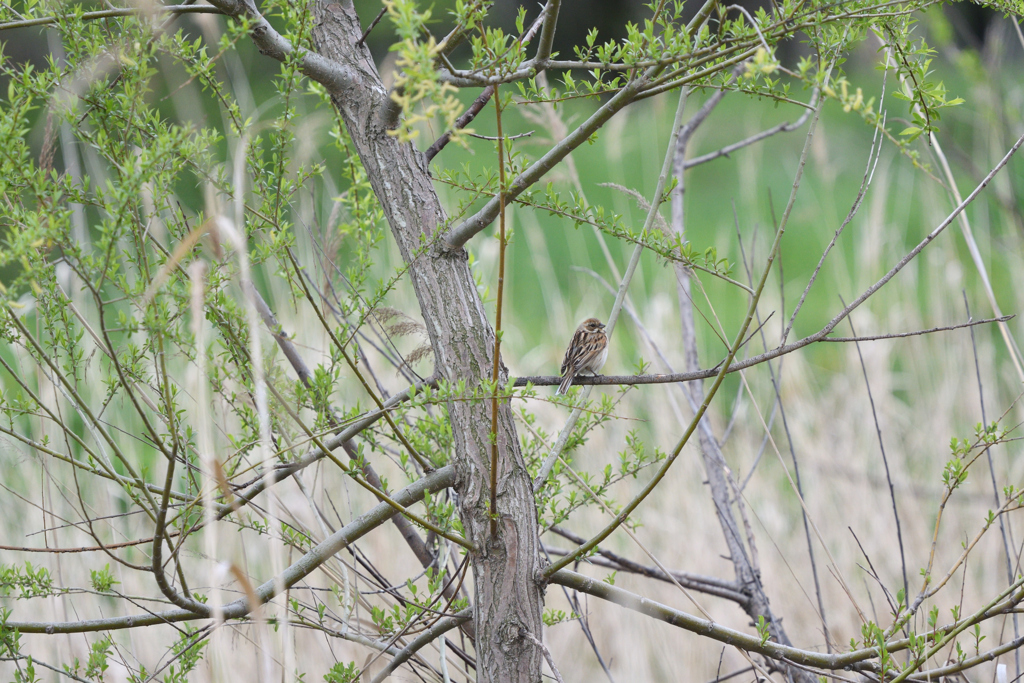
[557,318,609,395]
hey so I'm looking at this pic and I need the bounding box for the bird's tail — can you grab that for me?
[557,370,575,395]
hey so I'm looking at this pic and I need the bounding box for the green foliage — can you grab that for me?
[126,664,150,683]
[83,637,113,682]
[1,608,40,682]
[89,564,119,593]
[536,409,668,531]
[164,627,208,683]
[0,607,23,663]
[756,614,770,646]
[385,0,466,143]
[542,608,577,626]
[437,171,736,281]
[12,656,40,683]
[0,563,54,599]
[324,661,361,683]
[882,23,964,141]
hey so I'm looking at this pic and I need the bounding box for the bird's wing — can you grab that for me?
[560,327,588,375]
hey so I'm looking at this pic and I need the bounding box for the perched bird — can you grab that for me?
[557,318,608,395]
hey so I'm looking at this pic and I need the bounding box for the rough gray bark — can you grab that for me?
[670,95,815,682]
[310,3,545,680]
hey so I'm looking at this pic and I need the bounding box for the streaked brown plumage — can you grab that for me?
[557,318,608,395]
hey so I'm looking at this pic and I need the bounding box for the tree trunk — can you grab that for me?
[310,4,545,680]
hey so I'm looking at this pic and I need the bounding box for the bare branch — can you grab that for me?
[0,655,94,683]
[356,6,387,46]
[783,104,886,344]
[966,292,1022,678]
[534,0,561,64]
[510,317,1015,388]
[847,309,909,600]
[520,629,564,683]
[683,103,815,169]
[0,5,224,31]
[545,528,746,603]
[426,86,495,162]
[549,569,1024,676]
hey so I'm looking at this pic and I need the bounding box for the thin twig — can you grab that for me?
[356,6,387,46]
[821,316,1012,341]
[546,528,745,602]
[742,207,831,652]
[966,292,1021,679]
[846,304,909,601]
[466,130,534,141]
[538,545,618,682]
[426,86,495,162]
[521,630,564,683]
[782,102,887,345]
[669,60,825,682]
[509,318,1015,387]
[0,655,94,683]
[489,83,508,539]
[0,4,224,30]
[683,104,815,169]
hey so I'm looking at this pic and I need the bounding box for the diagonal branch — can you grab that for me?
[247,283,453,587]
[683,102,815,169]
[670,72,814,679]
[425,6,547,160]
[546,526,746,603]
[425,86,495,162]
[160,375,436,530]
[6,466,456,634]
[201,0,360,94]
[444,73,653,249]
[370,608,474,683]
[550,569,1024,677]
[0,5,224,31]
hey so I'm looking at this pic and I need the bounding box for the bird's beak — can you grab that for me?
[599,323,606,329]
